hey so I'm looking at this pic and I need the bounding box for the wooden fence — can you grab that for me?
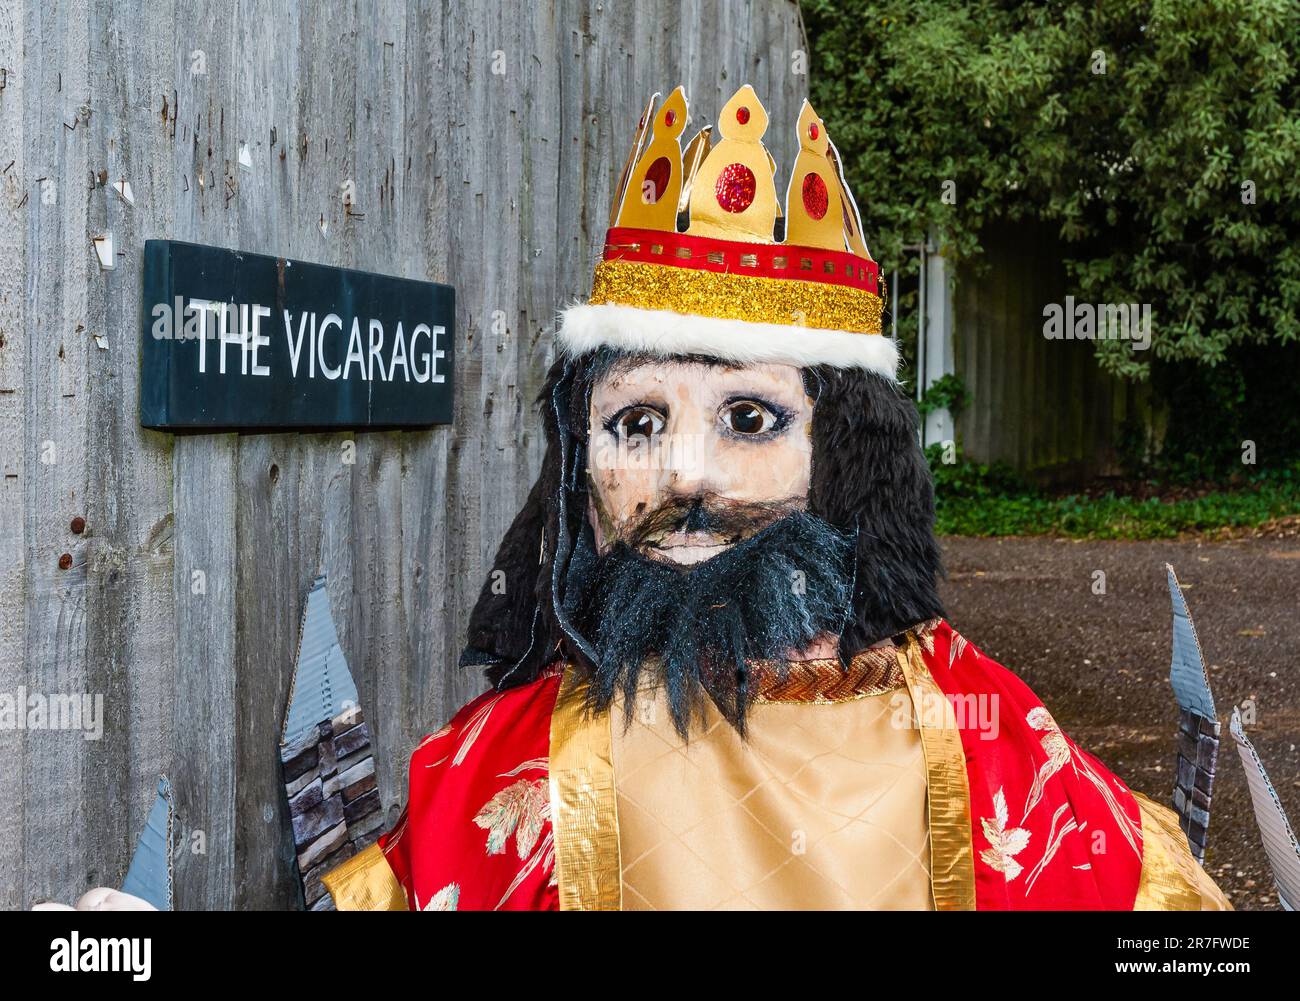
[953,221,1143,483]
[0,0,808,909]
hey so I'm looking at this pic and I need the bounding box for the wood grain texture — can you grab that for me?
[0,0,807,908]
[0,0,28,910]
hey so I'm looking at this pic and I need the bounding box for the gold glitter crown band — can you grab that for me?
[557,84,897,377]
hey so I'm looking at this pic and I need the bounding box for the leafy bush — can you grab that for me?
[805,0,1300,380]
[929,449,1300,538]
[807,0,1300,482]
[915,373,969,419]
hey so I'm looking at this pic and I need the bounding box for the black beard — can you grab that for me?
[560,508,856,738]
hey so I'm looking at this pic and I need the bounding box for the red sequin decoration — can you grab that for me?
[801,172,828,220]
[736,106,751,125]
[664,109,676,127]
[809,122,820,141]
[715,163,756,213]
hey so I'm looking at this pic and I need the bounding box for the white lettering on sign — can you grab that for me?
[263,309,440,385]
[318,313,343,380]
[389,321,410,383]
[367,318,385,382]
[249,303,271,376]
[286,309,311,376]
[150,297,446,386]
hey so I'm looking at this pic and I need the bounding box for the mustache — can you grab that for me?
[620,493,805,549]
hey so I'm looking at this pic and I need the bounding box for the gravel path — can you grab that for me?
[938,532,1300,911]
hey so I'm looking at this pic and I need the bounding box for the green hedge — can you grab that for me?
[929,446,1300,538]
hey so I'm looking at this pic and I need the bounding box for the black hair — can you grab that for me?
[801,362,946,659]
[460,350,945,689]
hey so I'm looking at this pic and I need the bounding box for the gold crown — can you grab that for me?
[593,84,883,337]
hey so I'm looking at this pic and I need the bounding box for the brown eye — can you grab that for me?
[723,400,775,435]
[615,406,664,441]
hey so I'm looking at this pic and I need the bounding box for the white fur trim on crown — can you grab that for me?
[556,302,899,377]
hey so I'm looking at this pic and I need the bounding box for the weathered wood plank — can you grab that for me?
[7,0,808,908]
[0,0,28,911]
[20,0,103,906]
[87,0,179,897]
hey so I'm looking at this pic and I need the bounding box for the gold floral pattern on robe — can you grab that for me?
[471,758,557,909]
[980,788,1031,881]
[423,882,460,911]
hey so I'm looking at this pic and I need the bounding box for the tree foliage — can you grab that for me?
[804,0,1300,379]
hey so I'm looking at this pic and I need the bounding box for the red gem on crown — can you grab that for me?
[715,163,756,213]
[801,173,828,220]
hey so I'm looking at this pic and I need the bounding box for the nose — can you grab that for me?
[658,407,724,499]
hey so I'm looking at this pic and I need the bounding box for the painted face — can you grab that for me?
[586,359,814,566]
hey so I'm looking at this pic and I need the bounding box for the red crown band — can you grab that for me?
[602,227,881,295]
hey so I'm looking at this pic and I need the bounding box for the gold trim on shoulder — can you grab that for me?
[322,842,409,911]
[549,664,622,911]
[1132,792,1232,910]
[897,632,977,910]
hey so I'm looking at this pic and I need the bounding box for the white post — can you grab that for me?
[921,230,955,449]
[916,245,927,411]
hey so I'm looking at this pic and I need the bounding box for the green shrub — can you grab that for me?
[929,450,1300,538]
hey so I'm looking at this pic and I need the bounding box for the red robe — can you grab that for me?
[325,621,1222,910]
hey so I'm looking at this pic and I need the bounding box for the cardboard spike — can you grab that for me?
[687,85,778,243]
[783,100,842,251]
[1167,564,1217,718]
[1165,564,1220,866]
[281,572,384,909]
[677,126,713,216]
[608,92,658,230]
[1229,708,1300,910]
[826,138,871,259]
[120,775,174,911]
[615,86,687,232]
[282,575,360,745]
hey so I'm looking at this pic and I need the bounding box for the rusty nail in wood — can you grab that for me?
[70,516,86,534]
[58,553,72,570]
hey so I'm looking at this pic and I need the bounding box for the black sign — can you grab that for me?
[140,240,454,430]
